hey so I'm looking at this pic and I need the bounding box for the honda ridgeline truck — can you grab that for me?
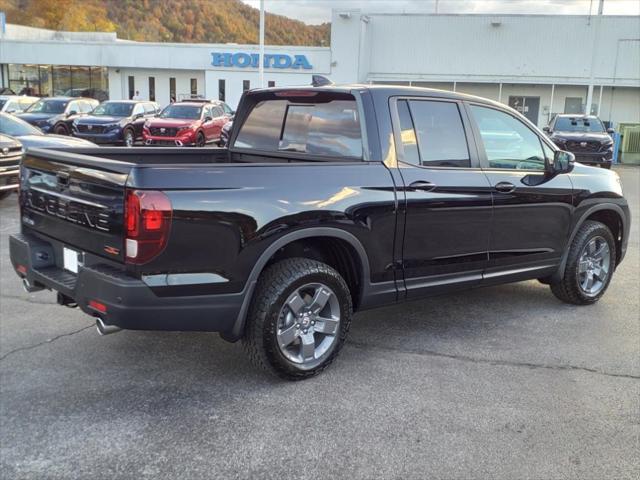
[9,85,631,380]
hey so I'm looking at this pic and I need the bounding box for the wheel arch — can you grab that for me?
[553,203,627,282]
[224,228,371,341]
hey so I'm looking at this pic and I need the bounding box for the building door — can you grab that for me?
[508,96,540,125]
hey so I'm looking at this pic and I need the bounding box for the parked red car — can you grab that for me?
[142,100,232,147]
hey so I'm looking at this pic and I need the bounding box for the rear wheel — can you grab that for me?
[53,124,69,135]
[196,132,206,147]
[123,129,135,147]
[243,258,353,380]
[550,220,616,305]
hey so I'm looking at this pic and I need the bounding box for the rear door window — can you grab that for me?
[234,96,363,159]
[406,99,470,168]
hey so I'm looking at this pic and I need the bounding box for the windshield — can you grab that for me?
[26,99,67,114]
[91,102,134,117]
[554,117,605,133]
[159,104,202,120]
[0,113,43,136]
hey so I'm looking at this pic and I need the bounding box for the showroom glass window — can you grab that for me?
[218,79,225,101]
[169,78,176,102]
[243,80,250,92]
[470,105,545,170]
[190,78,198,96]
[149,77,156,102]
[7,65,108,100]
[397,99,470,167]
[268,81,275,87]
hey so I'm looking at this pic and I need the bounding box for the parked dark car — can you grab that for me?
[544,114,615,169]
[72,100,160,146]
[142,100,232,146]
[9,85,630,380]
[0,113,96,149]
[0,134,22,200]
[220,118,233,147]
[17,97,99,135]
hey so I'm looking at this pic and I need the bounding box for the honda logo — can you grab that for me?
[160,128,166,133]
[580,141,587,147]
[87,125,93,130]
[0,147,8,156]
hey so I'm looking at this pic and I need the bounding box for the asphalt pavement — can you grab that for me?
[1,167,638,480]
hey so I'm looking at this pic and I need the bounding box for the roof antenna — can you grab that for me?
[312,75,333,87]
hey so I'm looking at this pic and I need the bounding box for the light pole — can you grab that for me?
[259,0,265,88]
[585,0,604,115]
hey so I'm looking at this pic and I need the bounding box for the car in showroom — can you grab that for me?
[543,114,615,169]
[0,133,23,200]
[0,112,96,149]
[9,85,630,380]
[72,100,160,146]
[0,95,39,114]
[17,97,99,135]
[142,100,231,146]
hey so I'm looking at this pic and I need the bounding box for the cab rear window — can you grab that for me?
[234,94,363,159]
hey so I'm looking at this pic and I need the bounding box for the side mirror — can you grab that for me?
[542,126,551,133]
[134,113,143,119]
[204,116,213,122]
[67,110,78,116]
[6,109,15,114]
[549,150,574,175]
[606,128,615,134]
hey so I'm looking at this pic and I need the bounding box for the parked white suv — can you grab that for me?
[0,95,39,114]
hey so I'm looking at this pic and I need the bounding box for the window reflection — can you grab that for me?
[6,64,108,100]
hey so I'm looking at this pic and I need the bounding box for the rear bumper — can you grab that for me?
[9,232,244,335]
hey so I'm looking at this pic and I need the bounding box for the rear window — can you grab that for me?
[234,96,363,159]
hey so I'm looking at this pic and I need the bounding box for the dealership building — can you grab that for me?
[1,10,638,127]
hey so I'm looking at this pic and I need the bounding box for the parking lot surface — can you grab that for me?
[1,167,638,480]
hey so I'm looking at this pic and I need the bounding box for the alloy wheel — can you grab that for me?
[276,282,341,369]
[577,235,611,297]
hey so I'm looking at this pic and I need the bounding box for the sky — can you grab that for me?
[241,0,640,24]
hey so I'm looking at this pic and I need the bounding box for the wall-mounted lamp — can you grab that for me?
[338,12,352,19]
[490,20,502,27]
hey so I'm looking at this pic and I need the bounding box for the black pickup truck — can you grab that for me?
[10,85,631,379]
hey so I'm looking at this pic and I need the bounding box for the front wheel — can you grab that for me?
[243,258,353,380]
[196,132,206,147]
[550,220,616,305]
[54,124,69,136]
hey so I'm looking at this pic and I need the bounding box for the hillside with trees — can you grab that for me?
[0,0,331,46]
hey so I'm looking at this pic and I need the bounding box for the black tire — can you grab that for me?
[243,258,353,380]
[602,163,612,170]
[550,220,616,305]
[196,132,206,147]
[54,124,69,135]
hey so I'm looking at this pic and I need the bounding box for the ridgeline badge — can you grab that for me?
[211,52,313,70]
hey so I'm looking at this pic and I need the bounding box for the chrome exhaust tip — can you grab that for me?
[96,318,122,336]
[22,278,43,293]
[175,140,183,147]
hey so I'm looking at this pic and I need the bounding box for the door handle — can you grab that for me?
[408,180,437,192]
[494,181,516,193]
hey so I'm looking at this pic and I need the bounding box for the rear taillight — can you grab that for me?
[124,189,172,264]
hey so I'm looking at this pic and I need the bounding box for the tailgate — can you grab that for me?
[20,149,132,262]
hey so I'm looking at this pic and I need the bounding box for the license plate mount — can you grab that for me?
[63,247,79,274]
